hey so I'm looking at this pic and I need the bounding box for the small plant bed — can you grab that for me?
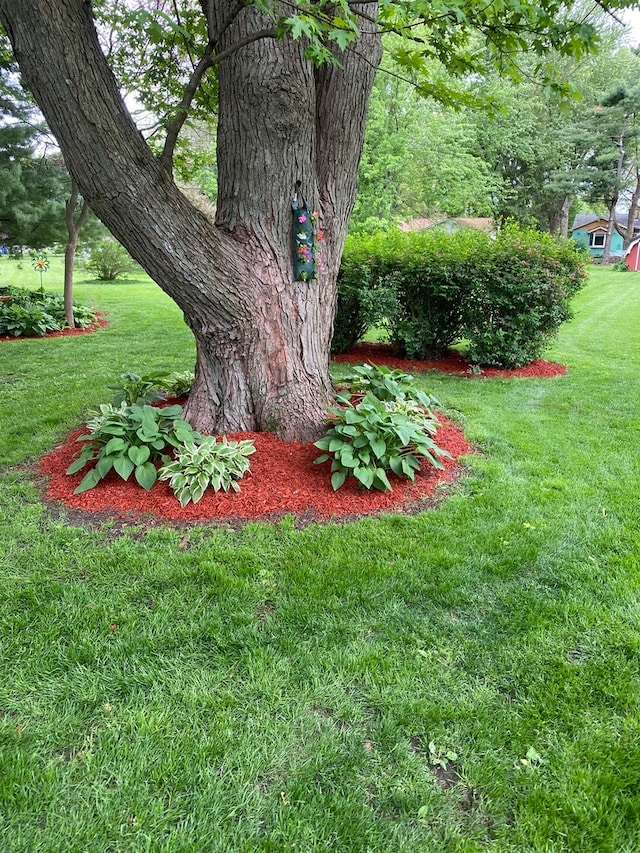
[0,286,105,340]
[335,342,566,378]
[39,419,472,525]
[0,312,108,341]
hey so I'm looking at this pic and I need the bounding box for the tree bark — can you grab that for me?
[549,195,571,237]
[0,0,381,441]
[63,178,89,328]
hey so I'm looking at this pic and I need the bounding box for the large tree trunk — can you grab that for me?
[0,0,381,441]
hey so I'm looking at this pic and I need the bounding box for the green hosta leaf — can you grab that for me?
[140,405,160,434]
[331,470,347,491]
[374,469,392,492]
[173,420,197,443]
[96,456,114,478]
[389,456,404,477]
[74,468,102,494]
[160,404,183,419]
[396,427,411,446]
[314,454,330,465]
[97,424,126,437]
[135,461,157,490]
[66,453,92,475]
[344,408,365,424]
[339,425,359,437]
[328,436,347,452]
[104,437,127,455]
[113,454,135,481]
[128,444,151,466]
[354,466,375,489]
[339,450,357,468]
[370,438,386,459]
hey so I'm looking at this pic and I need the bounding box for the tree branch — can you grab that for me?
[160,26,278,171]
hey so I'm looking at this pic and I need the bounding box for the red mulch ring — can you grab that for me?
[39,419,474,526]
[0,313,108,342]
[36,341,563,526]
[334,342,566,378]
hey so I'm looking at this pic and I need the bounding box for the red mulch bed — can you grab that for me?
[39,420,474,526]
[37,345,562,526]
[0,314,108,342]
[334,342,566,378]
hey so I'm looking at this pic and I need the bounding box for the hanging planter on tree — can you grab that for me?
[291,181,317,282]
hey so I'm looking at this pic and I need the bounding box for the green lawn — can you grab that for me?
[1,260,640,852]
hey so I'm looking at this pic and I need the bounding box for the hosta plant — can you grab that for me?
[0,286,96,335]
[158,436,256,505]
[339,363,439,412]
[107,371,169,406]
[66,403,199,493]
[314,392,449,492]
[162,370,195,397]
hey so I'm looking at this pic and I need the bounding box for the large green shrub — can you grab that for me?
[385,229,484,358]
[462,225,588,367]
[335,228,483,358]
[332,232,398,354]
[334,225,587,367]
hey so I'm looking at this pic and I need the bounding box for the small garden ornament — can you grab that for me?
[291,181,317,282]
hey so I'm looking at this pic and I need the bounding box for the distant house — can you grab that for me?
[570,213,640,258]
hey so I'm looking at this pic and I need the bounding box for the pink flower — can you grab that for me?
[298,215,307,223]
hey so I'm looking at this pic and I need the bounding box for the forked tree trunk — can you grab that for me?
[0,0,381,441]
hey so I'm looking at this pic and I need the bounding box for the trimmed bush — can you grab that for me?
[385,229,484,358]
[462,225,588,367]
[334,225,587,367]
[332,232,398,354]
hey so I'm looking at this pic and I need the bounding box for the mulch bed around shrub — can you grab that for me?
[334,342,567,378]
[37,344,563,527]
[0,314,108,342]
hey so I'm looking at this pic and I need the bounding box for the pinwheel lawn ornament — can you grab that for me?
[31,252,50,292]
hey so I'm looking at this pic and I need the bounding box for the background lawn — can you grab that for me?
[1,258,639,852]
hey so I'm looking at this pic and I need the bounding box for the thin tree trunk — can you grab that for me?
[622,173,640,252]
[0,0,381,441]
[602,131,625,264]
[551,195,571,238]
[63,178,89,327]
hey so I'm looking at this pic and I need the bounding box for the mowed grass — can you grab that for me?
[1,259,639,852]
